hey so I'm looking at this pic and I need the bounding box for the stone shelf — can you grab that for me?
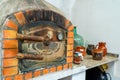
[32,53,119,80]
[73,53,119,69]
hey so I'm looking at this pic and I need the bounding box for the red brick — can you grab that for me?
[4,49,18,58]
[67,38,74,44]
[14,12,27,25]
[63,64,68,70]
[34,70,41,77]
[3,30,17,38]
[2,40,18,49]
[68,25,74,31]
[43,69,49,75]
[66,57,73,63]
[67,50,73,57]
[25,72,32,80]
[65,19,70,27]
[5,19,18,30]
[3,58,18,67]
[57,65,62,71]
[4,77,12,80]
[69,63,73,68]
[3,66,18,77]
[14,74,23,80]
[67,44,74,51]
[50,67,56,73]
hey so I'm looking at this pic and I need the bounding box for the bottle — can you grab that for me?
[74,26,84,49]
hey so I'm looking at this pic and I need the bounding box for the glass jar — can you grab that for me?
[74,26,84,49]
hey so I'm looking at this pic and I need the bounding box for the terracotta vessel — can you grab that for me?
[73,52,83,64]
[97,42,107,57]
[92,49,103,60]
[75,46,86,56]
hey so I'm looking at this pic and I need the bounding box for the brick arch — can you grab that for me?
[1,9,74,80]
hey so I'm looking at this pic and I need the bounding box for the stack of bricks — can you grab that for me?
[1,10,74,80]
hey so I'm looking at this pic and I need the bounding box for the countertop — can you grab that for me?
[73,53,119,69]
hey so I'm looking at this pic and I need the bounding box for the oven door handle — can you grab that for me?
[17,33,47,42]
[17,53,44,60]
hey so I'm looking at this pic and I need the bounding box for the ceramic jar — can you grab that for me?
[86,44,95,55]
[97,42,107,57]
[92,49,103,60]
[73,52,83,64]
[75,46,86,56]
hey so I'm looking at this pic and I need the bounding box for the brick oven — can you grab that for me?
[0,0,74,80]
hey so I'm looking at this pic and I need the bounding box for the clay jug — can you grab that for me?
[97,42,107,57]
[75,46,86,56]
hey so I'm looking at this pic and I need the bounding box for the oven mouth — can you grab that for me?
[15,15,67,73]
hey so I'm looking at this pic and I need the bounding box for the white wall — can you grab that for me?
[71,0,120,54]
[71,1,120,79]
[45,0,120,80]
[46,0,120,54]
[45,0,75,19]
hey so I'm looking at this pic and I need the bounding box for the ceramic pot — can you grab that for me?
[73,52,83,64]
[92,49,103,60]
[97,42,107,57]
[86,44,95,55]
[75,46,86,56]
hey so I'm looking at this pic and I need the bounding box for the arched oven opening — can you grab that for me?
[0,0,74,79]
